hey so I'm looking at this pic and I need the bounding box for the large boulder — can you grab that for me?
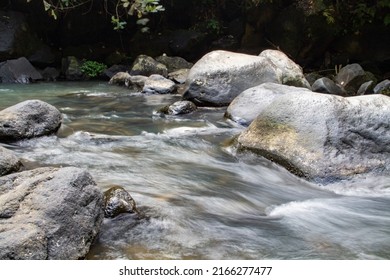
[182,50,281,106]
[0,167,104,259]
[0,57,43,83]
[258,49,311,89]
[183,49,310,106]
[237,92,390,182]
[0,100,62,142]
[226,83,312,126]
[0,146,22,176]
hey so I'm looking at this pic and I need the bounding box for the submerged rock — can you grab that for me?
[0,167,104,259]
[0,100,62,142]
[103,186,139,218]
[237,92,390,182]
[0,146,22,176]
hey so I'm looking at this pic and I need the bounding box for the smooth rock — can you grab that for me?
[237,92,390,181]
[183,50,281,106]
[0,167,104,259]
[226,83,312,126]
[0,100,62,142]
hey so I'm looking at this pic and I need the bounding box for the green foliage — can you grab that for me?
[30,0,164,31]
[80,61,107,78]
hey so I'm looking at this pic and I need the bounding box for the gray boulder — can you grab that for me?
[226,83,312,126]
[0,146,22,176]
[0,57,43,84]
[0,167,104,259]
[312,77,346,96]
[155,55,193,73]
[182,50,281,106]
[0,100,62,142]
[130,55,168,77]
[258,49,311,89]
[142,74,176,94]
[237,92,390,181]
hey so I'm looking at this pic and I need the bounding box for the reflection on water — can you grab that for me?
[1,82,390,259]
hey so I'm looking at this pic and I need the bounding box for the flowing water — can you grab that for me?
[1,82,390,260]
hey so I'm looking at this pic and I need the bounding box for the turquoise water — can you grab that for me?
[1,82,390,259]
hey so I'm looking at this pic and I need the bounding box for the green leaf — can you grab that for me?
[43,0,51,11]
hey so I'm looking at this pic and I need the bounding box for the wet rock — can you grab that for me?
[130,55,168,77]
[258,49,311,89]
[0,100,62,142]
[312,77,346,96]
[237,92,390,182]
[0,57,42,84]
[143,74,176,94]
[164,100,197,115]
[103,186,139,218]
[0,167,104,259]
[226,83,312,126]
[183,50,281,106]
[374,79,390,95]
[0,146,22,176]
[155,55,193,73]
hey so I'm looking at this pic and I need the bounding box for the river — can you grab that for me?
[1,81,390,259]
